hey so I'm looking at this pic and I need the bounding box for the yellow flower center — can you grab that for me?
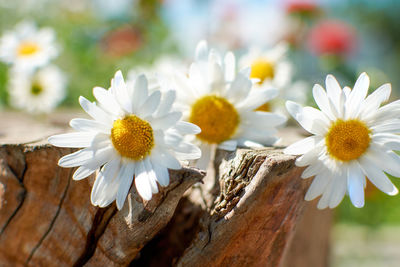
[17,42,40,56]
[250,59,275,84]
[326,119,371,162]
[30,82,43,96]
[189,95,239,144]
[111,115,154,160]
[255,102,272,112]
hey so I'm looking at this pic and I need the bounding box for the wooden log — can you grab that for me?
[0,112,332,266]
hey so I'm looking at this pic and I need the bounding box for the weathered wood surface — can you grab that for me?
[0,111,332,266]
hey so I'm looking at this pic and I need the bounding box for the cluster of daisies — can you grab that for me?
[48,40,400,212]
[0,21,66,113]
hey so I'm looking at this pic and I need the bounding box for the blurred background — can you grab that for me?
[1,0,400,265]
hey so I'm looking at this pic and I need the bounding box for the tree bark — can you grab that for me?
[0,112,332,266]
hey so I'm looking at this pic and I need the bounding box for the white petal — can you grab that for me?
[69,118,111,134]
[295,146,323,167]
[134,160,153,201]
[151,112,182,130]
[48,132,98,148]
[155,90,176,117]
[174,141,202,160]
[328,170,347,208]
[284,136,322,155]
[359,156,398,196]
[317,178,334,209]
[371,119,400,133]
[58,145,113,167]
[238,88,278,110]
[144,158,159,194]
[224,51,236,82]
[226,72,251,103]
[325,74,342,113]
[305,171,330,201]
[347,162,365,208]
[286,101,328,135]
[345,72,369,119]
[301,160,325,179]
[131,74,149,113]
[364,145,400,177]
[91,158,121,206]
[79,96,113,125]
[312,83,335,120]
[243,111,287,128]
[152,160,170,187]
[361,83,391,119]
[151,148,182,170]
[140,90,161,118]
[173,121,201,135]
[218,140,237,151]
[111,70,131,113]
[116,162,135,210]
[73,165,97,181]
[93,86,121,115]
[195,40,208,61]
[196,143,213,170]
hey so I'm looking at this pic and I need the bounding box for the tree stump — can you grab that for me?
[0,112,332,266]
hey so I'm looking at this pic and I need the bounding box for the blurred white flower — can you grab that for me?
[8,65,66,113]
[239,43,309,113]
[128,56,188,92]
[0,21,59,71]
[173,41,286,169]
[285,73,400,209]
[49,71,201,210]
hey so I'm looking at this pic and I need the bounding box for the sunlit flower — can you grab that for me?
[8,65,66,113]
[48,70,201,210]
[174,41,286,168]
[285,73,400,209]
[0,21,59,70]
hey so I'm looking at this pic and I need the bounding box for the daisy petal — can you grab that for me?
[305,171,330,201]
[312,84,335,120]
[131,74,149,113]
[359,156,398,196]
[116,162,135,210]
[134,161,153,201]
[218,140,237,151]
[173,121,201,135]
[79,96,113,125]
[284,136,322,155]
[152,160,170,187]
[140,90,161,118]
[48,132,98,148]
[69,118,111,133]
[93,86,121,115]
[347,162,365,208]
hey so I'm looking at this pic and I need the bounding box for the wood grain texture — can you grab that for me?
[0,113,332,266]
[0,145,205,266]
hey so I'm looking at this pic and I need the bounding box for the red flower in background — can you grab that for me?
[308,20,357,57]
[286,0,320,16]
[101,26,142,58]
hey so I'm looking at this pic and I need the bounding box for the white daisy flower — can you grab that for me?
[174,41,287,168]
[48,70,201,210]
[239,43,294,112]
[0,21,59,70]
[284,72,400,209]
[8,65,66,113]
